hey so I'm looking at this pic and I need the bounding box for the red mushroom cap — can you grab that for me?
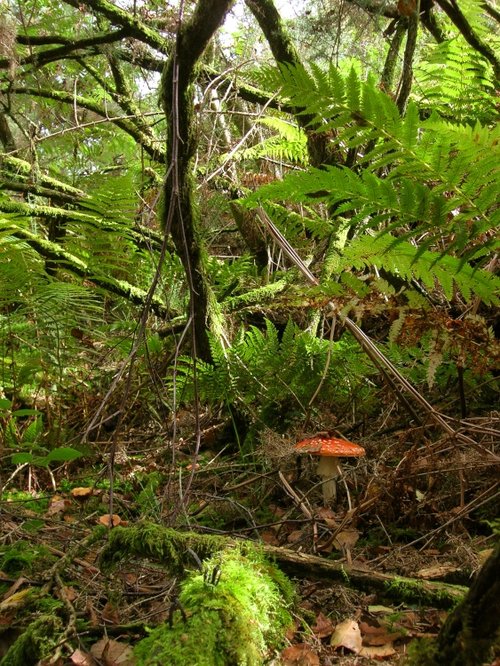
[294,436,365,457]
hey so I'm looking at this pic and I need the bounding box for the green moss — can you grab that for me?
[384,576,465,609]
[134,548,293,666]
[405,637,439,665]
[99,523,226,574]
[0,615,62,666]
[0,541,54,576]
[1,491,49,514]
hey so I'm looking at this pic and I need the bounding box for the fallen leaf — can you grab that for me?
[70,648,97,665]
[359,644,397,658]
[287,529,304,544]
[316,507,337,526]
[47,496,71,515]
[360,621,403,645]
[333,529,360,550]
[62,586,78,602]
[330,619,362,653]
[0,611,15,626]
[311,612,334,638]
[90,638,135,666]
[123,573,139,586]
[102,601,120,625]
[280,643,320,665]
[260,529,279,545]
[86,599,100,627]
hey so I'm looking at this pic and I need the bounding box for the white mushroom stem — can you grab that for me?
[317,456,342,504]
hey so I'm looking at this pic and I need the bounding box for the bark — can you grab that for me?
[160,0,234,361]
[397,11,419,113]
[381,23,406,94]
[432,542,500,665]
[0,113,16,152]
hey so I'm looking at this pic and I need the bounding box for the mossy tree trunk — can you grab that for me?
[431,541,500,665]
[160,0,234,362]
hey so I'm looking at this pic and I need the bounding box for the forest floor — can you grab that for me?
[1,408,498,665]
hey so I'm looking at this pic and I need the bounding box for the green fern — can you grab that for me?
[341,233,499,305]
[416,39,497,124]
[169,319,377,427]
[233,116,308,165]
[240,63,499,304]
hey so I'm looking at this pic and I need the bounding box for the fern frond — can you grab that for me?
[416,39,496,123]
[234,116,308,164]
[341,233,500,304]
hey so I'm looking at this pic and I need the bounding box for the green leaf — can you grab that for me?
[11,453,35,464]
[11,409,40,417]
[46,447,83,463]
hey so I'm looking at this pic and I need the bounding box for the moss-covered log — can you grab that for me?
[100,524,466,610]
[134,548,294,665]
[100,524,294,665]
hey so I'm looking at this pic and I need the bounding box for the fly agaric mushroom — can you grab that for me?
[294,436,366,504]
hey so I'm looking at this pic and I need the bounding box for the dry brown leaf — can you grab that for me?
[63,586,78,603]
[287,529,304,544]
[360,621,402,646]
[359,644,397,658]
[0,611,15,626]
[99,514,122,527]
[86,599,100,627]
[101,601,121,625]
[311,612,334,639]
[330,618,362,653]
[316,507,337,526]
[47,496,71,515]
[123,572,138,586]
[260,529,279,545]
[333,529,360,550]
[70,648,97,665]
[90,638,135,666]
[280,643,320,665]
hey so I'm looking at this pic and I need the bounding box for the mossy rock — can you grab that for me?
[134,548,294,665]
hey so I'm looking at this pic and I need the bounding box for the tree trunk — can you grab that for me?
[160,0,234,361]
[432,542,500,665]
